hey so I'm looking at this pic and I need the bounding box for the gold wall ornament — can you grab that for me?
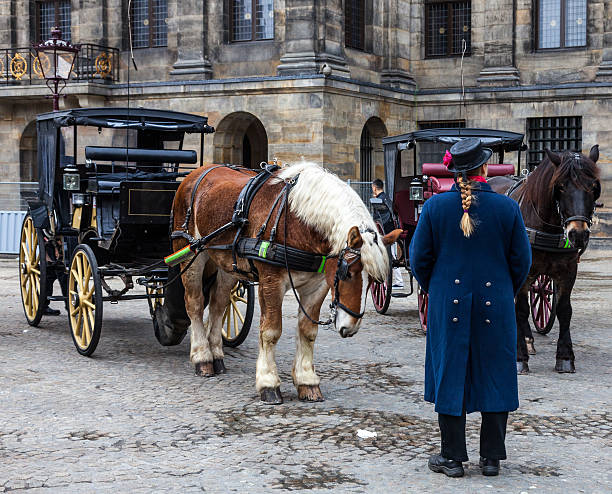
[94,52,112,78]
[0,57,4,78]
[10,53,27,80]
[33,53,51,79]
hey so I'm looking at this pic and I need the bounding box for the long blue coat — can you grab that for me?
[409,182,531,416]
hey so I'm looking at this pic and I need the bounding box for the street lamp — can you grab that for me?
[33,26,80,111]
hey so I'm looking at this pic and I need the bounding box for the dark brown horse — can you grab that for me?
[490,146,600,374]
[171,162,399,404]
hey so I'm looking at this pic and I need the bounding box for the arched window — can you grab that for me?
[360,118,388,181]
[230,0,274,42]
[131,0,168,48]
[345,0,365,50]
[35,0,71,42]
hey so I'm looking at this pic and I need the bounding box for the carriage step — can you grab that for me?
[391,292,410,298]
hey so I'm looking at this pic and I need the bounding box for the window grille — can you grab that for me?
[345,0,365,50]
[231,0,274,42]
[360,126,373,182]
[537,0,586,49]
[36,1,71,42]
[131,0,168,49]
[425,1,471,58]
[527,116,582,169]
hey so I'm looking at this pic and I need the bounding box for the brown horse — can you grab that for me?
[172,162,399,404]
[490,146,600,374]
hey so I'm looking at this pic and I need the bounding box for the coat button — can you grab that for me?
[455,279,460,284]
[485,319,491,324]
[485,282,492,287]
[453,299,459,304]
[485,301,491,306]
[452,317,458,322]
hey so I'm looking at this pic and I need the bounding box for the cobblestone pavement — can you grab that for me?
[1,251,610,493]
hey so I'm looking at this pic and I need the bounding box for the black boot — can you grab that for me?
[428,454,464,478]
[43,306,60,316]
[479,457,500,476]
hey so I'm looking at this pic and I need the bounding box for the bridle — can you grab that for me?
[556,153,596,230]
[329,245,367,321]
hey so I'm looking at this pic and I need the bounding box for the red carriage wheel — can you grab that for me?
[417,285,428,333]
[529,274,557,335]
[370,222,393,314]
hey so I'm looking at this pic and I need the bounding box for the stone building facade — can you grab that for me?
[0,0,611,207]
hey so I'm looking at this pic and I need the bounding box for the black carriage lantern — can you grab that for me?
[33,26,80,111]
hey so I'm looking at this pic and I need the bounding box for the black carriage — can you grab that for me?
[370,128,556,333]
[19,108,255,355]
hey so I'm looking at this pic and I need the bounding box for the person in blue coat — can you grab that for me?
[409,138,532,478]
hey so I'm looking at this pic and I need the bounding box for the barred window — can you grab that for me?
[537,0,586,49]
[231,0,274,42]
[131,0,168,49]
[36,1,71,42]
[345,0,365,50]
[527,117,582,169]
[425,1,471,58]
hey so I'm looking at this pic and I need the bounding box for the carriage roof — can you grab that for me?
[36,107,214,133]
[382,128,525,152]
[382,128,526,199]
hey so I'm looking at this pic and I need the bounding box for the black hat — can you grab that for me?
[447,137,492,173]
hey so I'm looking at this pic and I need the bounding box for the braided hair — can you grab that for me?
[457,175,475,237]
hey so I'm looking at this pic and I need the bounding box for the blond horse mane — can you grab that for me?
[276,161,390,282]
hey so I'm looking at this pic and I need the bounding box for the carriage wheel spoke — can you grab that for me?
[231,299,245,324]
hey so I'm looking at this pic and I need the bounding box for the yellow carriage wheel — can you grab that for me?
[146,282,164,315]
[68,244,103,356]
[221,280,255,348]
[19,215,47,326]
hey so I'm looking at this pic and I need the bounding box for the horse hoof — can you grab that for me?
[213,359,227,374]
[260,387,283,405]
[517,361,530,375]
[526,338,536,355]
[297,385,324,402]
[195,361,215,377]
[555,359,575,373]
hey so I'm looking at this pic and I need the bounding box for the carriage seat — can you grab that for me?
[422,163,516,193]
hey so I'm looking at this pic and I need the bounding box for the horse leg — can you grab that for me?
[207,271,235,375]
[292,281,328,402]
[515,285,531,374]
[554,270,577,373]
[525,321,536,356]
[256,278,285,404]
[182,253,215,377]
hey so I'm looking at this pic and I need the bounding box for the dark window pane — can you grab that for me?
[345,0,365,50]
[427,3,448,56]
[256,0,274,40]
[418,120,466,165]
[451,2,471,55]
[153,0,168,47]
[233,0,253,41]
[565,0,586,47]
[360,125,372,181]
[38,1,71,42]
[132,0,149,48]
[538,0,561,48]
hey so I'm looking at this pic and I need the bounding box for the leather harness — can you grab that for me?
[506,155,595,254]
[169,164,367,324]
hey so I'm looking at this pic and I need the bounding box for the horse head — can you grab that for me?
[325,226,401,338]
[545,145,601,250]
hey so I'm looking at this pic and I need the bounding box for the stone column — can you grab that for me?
[277,0,349,76]
[477,0,520,86]
[170,0,212,78]
[75,0,106,45]
[596,0,612,80]
[380,0,416,89]
[0,0,15,47]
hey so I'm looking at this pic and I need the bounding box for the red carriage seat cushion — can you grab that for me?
[429,176,455,193]
[487,164,515,176]
[422,163,452,177]
[423,163,515,178]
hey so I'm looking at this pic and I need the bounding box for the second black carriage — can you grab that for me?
[369,128,557,333]
[19,108,255,356]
